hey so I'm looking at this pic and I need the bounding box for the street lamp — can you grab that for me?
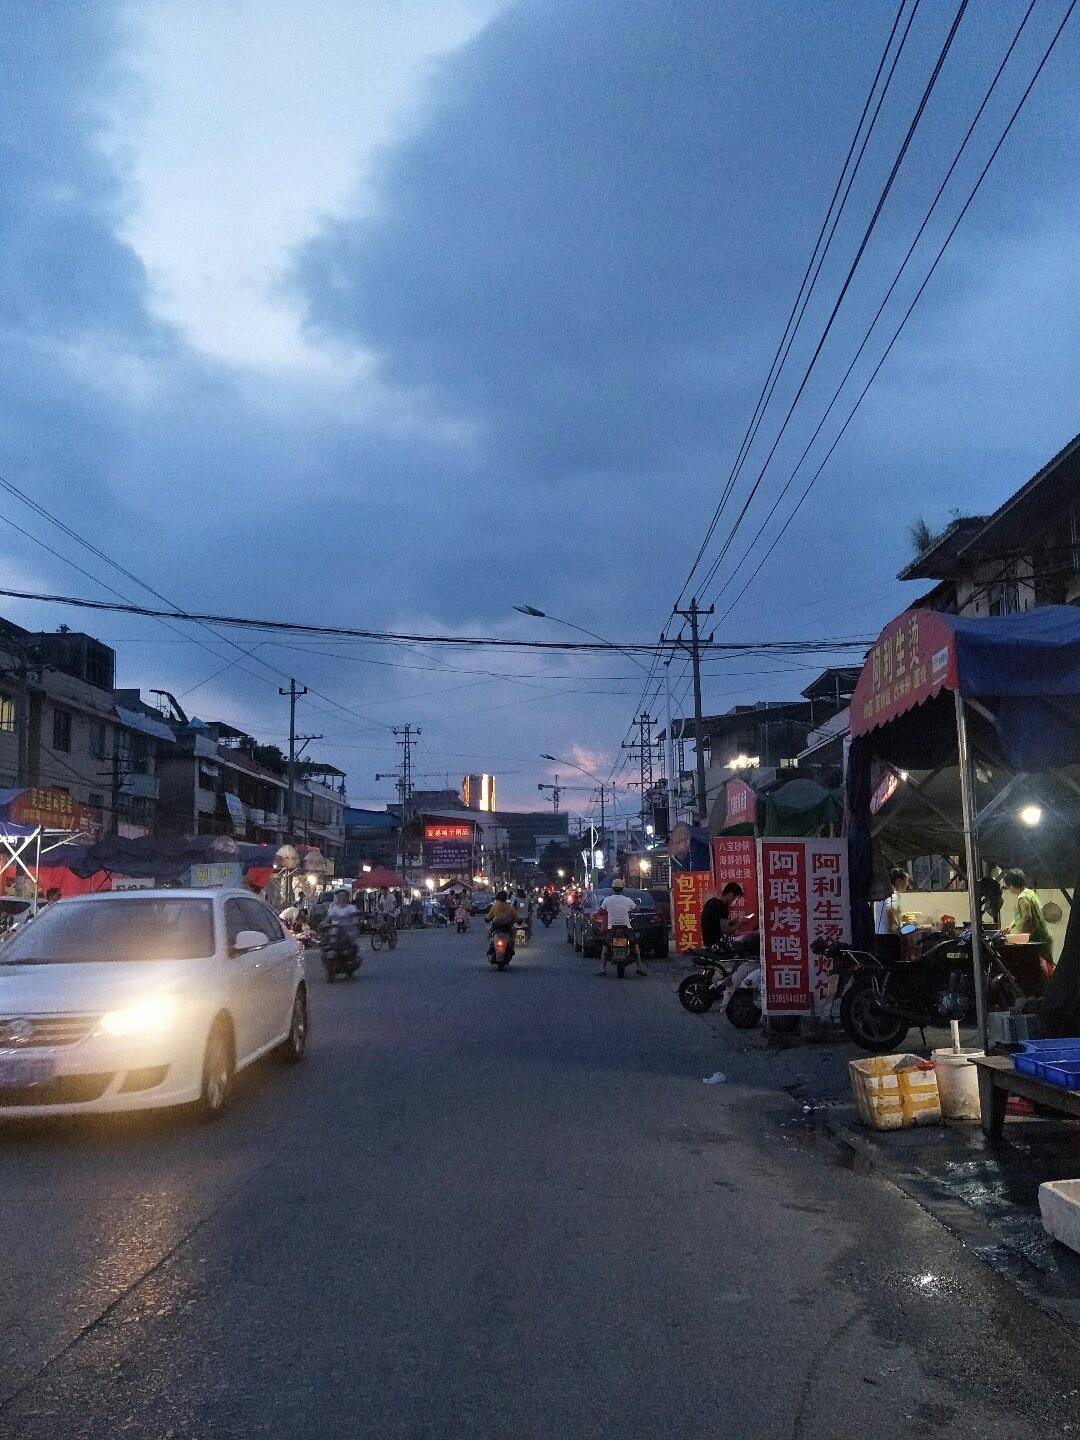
[515,605,651,673]
[542,752,617,879]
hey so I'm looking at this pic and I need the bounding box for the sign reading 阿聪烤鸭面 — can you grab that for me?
[759,838,849,1016]
[850,610,958,738]
[710,835,758,936]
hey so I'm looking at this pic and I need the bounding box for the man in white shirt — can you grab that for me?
[597,878,648,977]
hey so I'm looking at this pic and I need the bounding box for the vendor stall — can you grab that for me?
[848,605,1080,1062]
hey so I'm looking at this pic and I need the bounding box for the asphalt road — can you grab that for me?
[2,921,1079,1439]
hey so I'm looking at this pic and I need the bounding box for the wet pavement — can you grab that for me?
[2,926,1080,1437]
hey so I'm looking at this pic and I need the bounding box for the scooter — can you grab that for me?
[514,919,528,949]
[488,927,513,970]
[538,907,555,928]
[322,926,360,982]
[678,934,799,1032]
[607,924,635,978]
[455,913,470,934]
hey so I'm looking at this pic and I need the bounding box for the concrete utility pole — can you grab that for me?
[672,598,714,826]
[279,679,308,843]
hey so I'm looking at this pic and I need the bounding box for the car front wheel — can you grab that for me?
[196,1021,235,1122]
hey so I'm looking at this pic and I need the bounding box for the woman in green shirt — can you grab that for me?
[1004,867,1054,971]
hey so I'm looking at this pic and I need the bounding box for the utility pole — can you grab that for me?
[278,679,308,843]
[393,725,420,881]
[672,597,714,826]
[622,713,657,837]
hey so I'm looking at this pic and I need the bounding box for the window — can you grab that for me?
[88,793,105,812]
[89,721,108,761]
[52,708,72,753]
[225,897,276,947]
[0,696,13,733]
[988,562,1021,617]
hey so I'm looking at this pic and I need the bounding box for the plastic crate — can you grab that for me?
[849,1054,941,1131]
[1019,1038,1080,1052]
[1038,1062,1080,1091]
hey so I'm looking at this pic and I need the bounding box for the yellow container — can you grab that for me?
[849,1054,942,1130]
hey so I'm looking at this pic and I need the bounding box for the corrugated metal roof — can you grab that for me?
[115,706,176,743]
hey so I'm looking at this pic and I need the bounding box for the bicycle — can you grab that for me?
[370,915,399,952]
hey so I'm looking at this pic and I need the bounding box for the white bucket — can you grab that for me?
[932,1049,984,1121]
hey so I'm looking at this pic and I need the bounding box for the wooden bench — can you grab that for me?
[971,1054,1080,1139]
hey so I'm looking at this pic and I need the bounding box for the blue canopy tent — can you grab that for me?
[848,605,1080,1049]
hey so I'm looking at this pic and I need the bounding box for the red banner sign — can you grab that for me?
[711,835,758,935]
[722,779,757,831]
[851,609,957,737]
[760,838,850,1016]
[673,870,712,953]
[7,788,100,835]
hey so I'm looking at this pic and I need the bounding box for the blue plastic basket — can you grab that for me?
[1019,1038,1080,1052]
[1038,1061,1080,1091]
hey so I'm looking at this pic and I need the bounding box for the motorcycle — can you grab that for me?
[599,924,634,978]
[514,919,528,949]
[488,927,514,970]
[538,906,556,928]
[678,933,799,1032]
[322,926,360,983]
[455,913,470,934]
[818,925,1027,1053]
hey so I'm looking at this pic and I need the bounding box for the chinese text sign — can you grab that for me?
[759,839,849,1015]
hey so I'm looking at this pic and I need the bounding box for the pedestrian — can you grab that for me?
[1004,867,1055,972]
[874,868,911,935]
[701,882,743,948]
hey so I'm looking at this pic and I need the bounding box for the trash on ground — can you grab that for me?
[703,1071,727,1085]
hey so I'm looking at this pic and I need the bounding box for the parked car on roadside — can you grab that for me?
[0,889,308,1121]
[568,888,669,959]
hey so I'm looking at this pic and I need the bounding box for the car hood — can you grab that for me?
[0,958,211,1015]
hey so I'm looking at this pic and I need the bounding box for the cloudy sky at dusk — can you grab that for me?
[2,0,1078,818]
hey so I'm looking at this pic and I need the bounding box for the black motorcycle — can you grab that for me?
[677,934,800,1032]
[818,926,1026,1053]
[538,906,556,928]
[322,926,360,983]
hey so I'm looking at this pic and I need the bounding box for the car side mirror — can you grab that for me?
[233,929,268,953]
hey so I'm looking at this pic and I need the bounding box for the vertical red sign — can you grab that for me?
[711,835,759,936]
[673,871,712,953]
[760,841,810,1013]
[760,838,850,1016]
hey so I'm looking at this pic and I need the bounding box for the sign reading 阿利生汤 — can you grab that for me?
[850,609,958,738]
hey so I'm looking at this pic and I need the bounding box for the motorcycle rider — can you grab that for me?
[322,889,360,966]
[597,877,647,976]
[486,890,519,962]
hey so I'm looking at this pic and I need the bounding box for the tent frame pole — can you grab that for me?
[955,692,989,1051]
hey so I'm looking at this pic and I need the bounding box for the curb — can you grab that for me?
[814,1104,1080,1338]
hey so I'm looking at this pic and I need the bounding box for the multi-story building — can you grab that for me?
[898,430,1080,616]
[154,711,346,861]
[0,624,173,837]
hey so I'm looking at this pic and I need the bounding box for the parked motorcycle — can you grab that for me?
[322,927,360,982]
[678,934,799,1032]
[817,925,1026,1053]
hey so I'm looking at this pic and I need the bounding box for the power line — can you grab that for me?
[711,0,1077,627]
[0,587,875,654]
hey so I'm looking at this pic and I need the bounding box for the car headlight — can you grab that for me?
[98,996,178,1038]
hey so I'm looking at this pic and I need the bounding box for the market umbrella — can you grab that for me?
[355,866,404,889]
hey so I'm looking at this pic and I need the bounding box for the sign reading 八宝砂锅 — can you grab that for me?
[758,839,849,1016]
[710,835,758,936]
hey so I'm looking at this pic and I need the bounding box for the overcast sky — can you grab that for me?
[2,0,1078,817]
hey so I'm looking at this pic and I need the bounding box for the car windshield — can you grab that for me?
[0,898,217,963]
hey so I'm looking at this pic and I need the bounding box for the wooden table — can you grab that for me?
[972,1054,1080,1139]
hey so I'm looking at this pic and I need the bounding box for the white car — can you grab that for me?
[0,889,308,1121]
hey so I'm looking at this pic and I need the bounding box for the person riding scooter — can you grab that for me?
[322,889,360,966]
[486,890,519,963]
[597,878,647,976]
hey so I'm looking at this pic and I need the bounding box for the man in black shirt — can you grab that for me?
[700,882,744,949]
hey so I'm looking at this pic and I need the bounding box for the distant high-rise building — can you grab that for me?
[462,774,496,811]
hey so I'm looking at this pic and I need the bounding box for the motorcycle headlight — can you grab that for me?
[98,996,178,1038]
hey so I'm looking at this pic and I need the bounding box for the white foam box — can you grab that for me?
[1038,1180,1080,1254]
